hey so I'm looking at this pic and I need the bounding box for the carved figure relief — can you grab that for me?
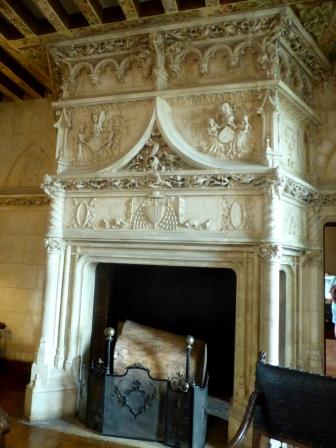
[200,103,252,159]
[76,111,114,165]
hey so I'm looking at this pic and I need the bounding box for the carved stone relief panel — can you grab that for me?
[50,35,155,99]
[64,192,263,235]
[63,100,153,170]
[165,35,268,89]
[278,98,306,176]
[167,92,260,162]
[282,202,307,245]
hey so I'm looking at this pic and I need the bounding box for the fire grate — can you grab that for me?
[79,326,209,448]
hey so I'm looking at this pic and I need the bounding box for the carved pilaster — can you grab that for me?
[300,248,323,373]
[152,33,168,90]
[263,178,283,243]
[257,89,280,168]
[306,205,321,248]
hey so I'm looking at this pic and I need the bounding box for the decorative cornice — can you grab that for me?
[318,193,336,207]
[43,172,276,193]
[282,176,318,204]
[0,194,50,207]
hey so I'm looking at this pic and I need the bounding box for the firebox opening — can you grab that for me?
[90,263,237,400]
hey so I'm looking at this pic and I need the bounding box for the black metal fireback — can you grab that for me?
[79,329,208,448]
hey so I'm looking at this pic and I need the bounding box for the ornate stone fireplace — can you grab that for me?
[24,5,329,442]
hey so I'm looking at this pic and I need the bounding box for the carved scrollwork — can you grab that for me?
[0,195,50,207]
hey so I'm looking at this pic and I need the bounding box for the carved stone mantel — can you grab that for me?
[25,5,328,443]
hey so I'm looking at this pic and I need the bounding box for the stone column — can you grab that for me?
[303,249,323,373]
[259,178,283,365]
[303,202,323,373]
[259,243,282,365]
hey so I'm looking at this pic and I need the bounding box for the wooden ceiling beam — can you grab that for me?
[0,38,53,92]
[73,0,103,25]
[117,0,139,20]
[31,0,70,32]
[0,71,24,100]
[160,0,179,13]
[0,60,40,98]
[0,0,38,37]
[0,46,46,98]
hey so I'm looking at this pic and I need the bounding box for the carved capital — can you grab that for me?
[258,243,282,261]
[302,249,322,266]
[44,238,65,253]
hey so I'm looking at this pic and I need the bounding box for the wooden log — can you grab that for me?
[113,320,206,386]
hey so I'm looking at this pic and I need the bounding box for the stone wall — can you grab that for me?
[0,99,55,361]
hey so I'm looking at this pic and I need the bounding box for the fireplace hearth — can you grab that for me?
[81,326,208,447]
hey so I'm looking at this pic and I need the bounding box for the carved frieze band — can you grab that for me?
[0,195,50,207]
[43,172,275,193]
[49,8,330,101]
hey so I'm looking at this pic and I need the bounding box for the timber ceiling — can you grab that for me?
[0,0,335,102]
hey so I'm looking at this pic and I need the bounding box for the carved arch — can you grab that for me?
[5,144,53,188]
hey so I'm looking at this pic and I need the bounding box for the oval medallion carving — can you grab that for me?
[230,200,245,229]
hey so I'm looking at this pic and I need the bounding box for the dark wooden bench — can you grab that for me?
[227,354,336,448]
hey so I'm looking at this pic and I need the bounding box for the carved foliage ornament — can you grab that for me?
[48,172,274,193]
[258,243,282,261]
[0,195,50,207]
[44,238,65,253]
[127,127,188,172]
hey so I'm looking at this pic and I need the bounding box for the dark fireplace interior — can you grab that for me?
[90,263,237,399]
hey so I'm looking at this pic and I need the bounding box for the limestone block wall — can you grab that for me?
[0,99,56,361]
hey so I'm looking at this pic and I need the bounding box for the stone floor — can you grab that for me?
[0,360,226,448]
